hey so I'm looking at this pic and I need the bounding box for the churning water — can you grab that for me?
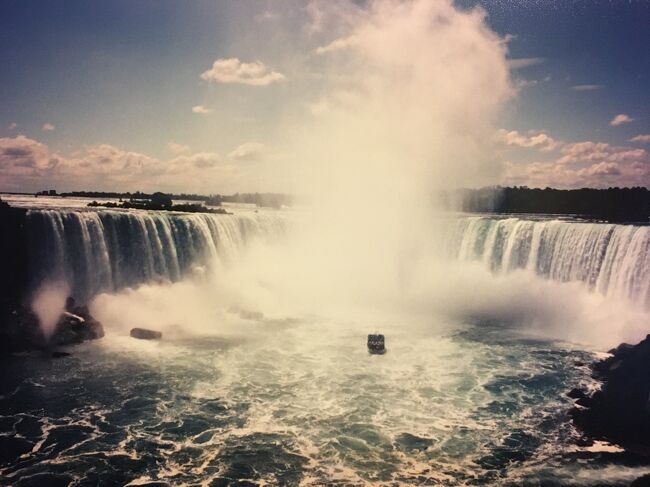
[2,197,650,486]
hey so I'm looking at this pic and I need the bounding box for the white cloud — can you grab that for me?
[507,57,545,69]
[557,141,645,165]
[0,135,58,172]
[228,142,266,161]
[168,142,191,155]
[571,84,603,91]
[630,134,650,144]
[0,134,250,193]
[192,105,211,114]
[496,129,559,152]
[170,152,222,169]
[610,114,634,126]
[42,123,55,131]
[200,58,285,86]
[504,138,650,188]
[315,35,359,55]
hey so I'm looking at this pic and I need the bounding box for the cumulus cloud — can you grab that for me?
[630,134,650,144]
[496,129,559,152]
[200,58,285,86]
[228,142,266,161]
[314,35,359,55]
[557,141,646,166]
[0,135,250,193]
[192,105,211,114]
[0,135,58,171]
[42,123,55,131]
[504,139,650,188]
[168,142,191,155]
[571,84,603,91]
[610,114,634,126]
[170,152,222,169]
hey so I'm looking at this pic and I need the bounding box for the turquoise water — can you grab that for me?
[2,316,647,486]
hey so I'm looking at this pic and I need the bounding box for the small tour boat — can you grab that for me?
[367,333,386,355]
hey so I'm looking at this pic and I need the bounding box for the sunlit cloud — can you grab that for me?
[8,122,17,130]
[630,134,650,144]
[192,105,211,114]
[228,142,266,161]
[314,35,358,55]
[42,123,55,131]
[0,135,247,193]
[504,138,650,188]
[610,113,634,126]
[168,142,191,155]
[200,58,285,86]
[496,129,559,152]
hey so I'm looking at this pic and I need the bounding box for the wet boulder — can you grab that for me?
[51,311,104,346]
[571,335,650,450]
[567,388,587,400]
[130,328,162,340]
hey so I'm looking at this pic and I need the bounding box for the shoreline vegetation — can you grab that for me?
[22,186,650,222]
[86,197,231,215]
[35,190,293,209]
[446,186,650,223]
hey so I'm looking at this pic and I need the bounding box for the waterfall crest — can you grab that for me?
[445,216,650,308]
[26,209,288,302]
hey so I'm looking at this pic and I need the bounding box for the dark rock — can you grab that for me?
[0,300,104,354]
[130,328,162,340]
[632,473,650,487]
[0,202,28,328]
[568,388,586,400]
[575,436,594,447]
[0,306,44,353]
[51,311,104,346]
[608,342,635,358]
[575,396,595,408]
[572,334,650,451]
[65,296,76,312]
[51,351,71,358]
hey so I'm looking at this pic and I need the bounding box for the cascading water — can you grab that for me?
[445,216,650,309]
[25,209,288,302]
[5,201,650,485]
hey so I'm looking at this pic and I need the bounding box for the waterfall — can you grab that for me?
[26,209,288,302]
[445,216,650,308]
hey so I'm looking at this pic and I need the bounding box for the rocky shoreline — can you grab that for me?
[570,336,650,453]
[0,297,104,356]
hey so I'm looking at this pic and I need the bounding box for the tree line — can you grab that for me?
[444,186,650,222]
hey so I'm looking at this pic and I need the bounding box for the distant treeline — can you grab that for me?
[59,191,293,209]
[447,186,650,222]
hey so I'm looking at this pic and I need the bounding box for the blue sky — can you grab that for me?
[1,0,649,193]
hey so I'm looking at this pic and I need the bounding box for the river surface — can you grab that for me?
[1,194,650,486]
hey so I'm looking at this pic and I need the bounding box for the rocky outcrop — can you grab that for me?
[0,200,28,328]
[570,335,650,452]
[0,297,104,354]
[51,311,104,346]
[130,328,162,340]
